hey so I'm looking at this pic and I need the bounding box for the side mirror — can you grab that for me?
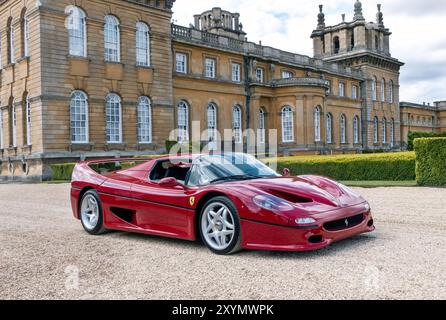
[159,177,182,188]
[283,168,291,177]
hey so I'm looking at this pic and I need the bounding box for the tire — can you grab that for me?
[199,196,242,255]
[79,190,107,235]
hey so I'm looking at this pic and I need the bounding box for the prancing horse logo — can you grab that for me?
[345,219,349,227]
[189,197,195,207]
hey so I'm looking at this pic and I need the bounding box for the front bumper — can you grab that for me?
[240,205,375,252]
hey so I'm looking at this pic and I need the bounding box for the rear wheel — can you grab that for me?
[199,197,242,255]
[80,190,107,235]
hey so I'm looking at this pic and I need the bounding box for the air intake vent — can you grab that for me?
[323,214,364,231]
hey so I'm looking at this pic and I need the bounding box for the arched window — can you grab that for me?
[136,22,150,66]
[340,114,347,144]
[7,17,15,64]
[25,94,31,145]
[381,78,386,102]
[375,35,379,51]
[104,15,120,62]
[0,109,3,150]
[207,103,217,143]
[372,76,377,101]
[67,6,87,57]
[11,100,17,147]
[259,108,266,144]
[353,115,360,144]
[105,93,122,143]
[326,113,333,144]
[382,117,387,144]
[389,80,394,103]
[0,31,3,68]
[281,106,294,143]
[374,116,379,144]
[232,105,242,143]
[137,96,151,143]
[21,10,30,57]
[390,118,395,147]
[177,101,189,142]
[333,36,340,54]
[314,106,321,142]
[70,90,89,143]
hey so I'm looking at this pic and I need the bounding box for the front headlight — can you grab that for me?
[364,202,371,212]
[295,217,317,225]
[253,194,294,212]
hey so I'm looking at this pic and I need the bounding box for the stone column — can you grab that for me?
[194,15,200,29]
[295,95,305,146]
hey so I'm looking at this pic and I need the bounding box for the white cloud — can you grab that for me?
[172,0,445,103]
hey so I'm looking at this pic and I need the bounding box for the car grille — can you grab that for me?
[323,213,364,231]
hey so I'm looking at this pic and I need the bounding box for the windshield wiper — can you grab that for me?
[210,175,263,184]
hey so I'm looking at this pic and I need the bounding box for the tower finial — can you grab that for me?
[376,4,385,27]
[317,5,325,29]
[353,0,364,21]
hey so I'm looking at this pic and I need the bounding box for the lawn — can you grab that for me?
[341,180,418,188]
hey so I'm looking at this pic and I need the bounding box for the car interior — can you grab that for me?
[149,160,192,185]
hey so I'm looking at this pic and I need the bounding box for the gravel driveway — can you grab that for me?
[0,183,445,300]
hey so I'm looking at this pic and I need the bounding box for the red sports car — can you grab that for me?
[71,153,374,255]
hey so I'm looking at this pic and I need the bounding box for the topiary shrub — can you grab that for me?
[414,138,446,186]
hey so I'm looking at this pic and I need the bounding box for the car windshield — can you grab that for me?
[187,153,280,186]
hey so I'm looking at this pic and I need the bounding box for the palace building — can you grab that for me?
[0,0,443,181]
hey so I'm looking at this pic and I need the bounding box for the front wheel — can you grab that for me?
[199,196,242,255]
[80,190,107,235]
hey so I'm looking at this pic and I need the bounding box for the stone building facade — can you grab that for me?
[400,101,446,147]
[0,0,436,181]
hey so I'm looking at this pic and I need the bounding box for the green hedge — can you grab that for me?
[414,138,446,186]
[165,140,202,154]
[51,163,76,181]
[50,161,140,181]
[272,152,416,181]
[407,132,446,151]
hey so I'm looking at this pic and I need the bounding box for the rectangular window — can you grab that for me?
[339,82,345,97]
[352,85,358,99]
[232,63,241,82]
[256,68,264,83]
[205,58,216,78]
[326,80,332,95]
[176,53,187,74]
[281,71,293,79]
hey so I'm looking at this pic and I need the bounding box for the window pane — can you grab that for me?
[177,101,189,142]
[68,7,86,57]
[176,53,187,73]
[137,96,151,143]
[136,22,150,66]
[233,106,242,143]
[104,16,120,62]
[70,91,88,143]
[106,94,122,143]
[282,107,294,142]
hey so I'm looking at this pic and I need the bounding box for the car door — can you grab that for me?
[131,179,196,240]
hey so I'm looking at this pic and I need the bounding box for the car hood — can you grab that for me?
[229,175,366,214]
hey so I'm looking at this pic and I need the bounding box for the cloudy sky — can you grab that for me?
[172,0,446,104]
